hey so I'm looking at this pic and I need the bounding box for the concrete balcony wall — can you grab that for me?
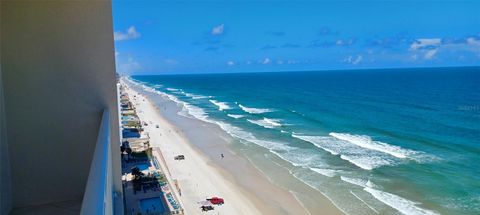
[81,110,113,215]
[1,0,13,212]
[0,1,122,213]
[1,63,13,215]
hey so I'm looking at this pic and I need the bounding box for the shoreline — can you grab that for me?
[123,79,344,215]
[125,83,306,214]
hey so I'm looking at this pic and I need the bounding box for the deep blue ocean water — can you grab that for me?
[131,67,479,215]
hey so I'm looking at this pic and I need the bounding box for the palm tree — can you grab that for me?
[131,166,143,178]
[126,147,132,161]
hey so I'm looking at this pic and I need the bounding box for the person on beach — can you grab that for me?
[221,153,224,158]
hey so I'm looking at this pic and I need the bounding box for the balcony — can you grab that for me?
[81,110,120,215]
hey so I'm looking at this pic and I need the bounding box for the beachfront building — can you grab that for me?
[1,1,123,214]
[119,86,184,215]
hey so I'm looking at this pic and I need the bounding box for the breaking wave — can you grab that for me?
[247,118,282,129]
[239,104,273,114]
[364,187,440,215]
[292,134,395,170]
[185,93,209,100]
[227,114,244,119]
[329,132,416,159]
[310,168,339,178]
[209,100,231,111]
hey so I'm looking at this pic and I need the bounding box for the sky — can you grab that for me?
[112,0,480,75]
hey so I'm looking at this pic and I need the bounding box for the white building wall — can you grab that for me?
[1,1,122,212]
[1,0,13,211]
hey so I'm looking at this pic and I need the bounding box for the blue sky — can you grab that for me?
[112,1,480,75]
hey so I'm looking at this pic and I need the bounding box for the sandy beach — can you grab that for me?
[123,79,344,215]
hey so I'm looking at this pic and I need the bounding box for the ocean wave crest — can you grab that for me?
[166,88,180,92]
[215,122,293,152]
[247,118,282,129]
[329,132,416,159]
[364,187,440,215]
[209,100,231,111]
[185,93,209,99]
[227,114,244,119]
[239,104,273,114]
[340,176,375,188]
[128,78,212,123]
[212,122,328,170]
[179,103,210,123]
[310,168,339,178]
[292,134,396,170]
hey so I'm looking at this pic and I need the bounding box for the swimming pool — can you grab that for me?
[136,163,150,171]
[139,197,167,214]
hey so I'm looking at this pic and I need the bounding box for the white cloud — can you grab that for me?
[344,55,363,65]
[410,38,441,50]
[408,38,442,61]
[353,55,363,64]
[409,37,480,61]
[114,26,141,41]
[466,37,480,46]
[211,24,225,35]
[424,49,438,60]
[277,60,284,64]
[246,61,252,65]
[227,61,235,66]
[262,58,271,64]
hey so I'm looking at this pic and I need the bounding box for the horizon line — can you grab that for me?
[123,65,480,76]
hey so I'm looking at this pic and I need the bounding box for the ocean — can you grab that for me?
[129,67,480,215]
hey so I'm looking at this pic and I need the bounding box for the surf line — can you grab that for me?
[349,190,380,214]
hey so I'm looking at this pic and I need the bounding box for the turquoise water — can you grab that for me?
[130,67,479,215]
[139,197,166,214]
[136,163,150,171]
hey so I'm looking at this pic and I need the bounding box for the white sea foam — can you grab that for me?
[209,100,231,111]
[247,118,282,129]
[227,114,244,119]
[349,190,380,214]
[239,104,273,114]
[143,86,157,93]
[330,132,415,159]
[128,79,212,123]
[171,100,323,173]
[166,88,180,92]
[185,93,209,99]
[292,134,395,170]
[310,168,339,178]
[155,90,183,105]
[180,103,211,123]
[290,171,350,215]
[364,187,440,215]
[212,121,327,171]
[340,154,392,170]
[340,176,375,188]
[277,149,327,168]
[215,122,292,153]
[130,78,292,158]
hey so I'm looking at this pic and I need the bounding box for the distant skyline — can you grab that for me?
[113,1,480,75]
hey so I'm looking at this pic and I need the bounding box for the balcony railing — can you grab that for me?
[81,110,114,215]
